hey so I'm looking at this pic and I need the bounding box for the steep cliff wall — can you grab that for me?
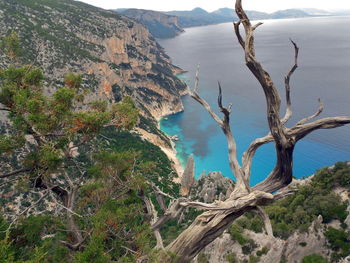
[0,0,187,122]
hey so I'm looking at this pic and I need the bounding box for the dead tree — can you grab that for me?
[143,0,350,262]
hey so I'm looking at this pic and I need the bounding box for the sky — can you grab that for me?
[78,0,350,13]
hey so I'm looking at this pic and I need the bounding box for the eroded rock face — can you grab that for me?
[194,215,330,263]
[190,172,235,203]
[180,155,195,197]
[0,0,187,122]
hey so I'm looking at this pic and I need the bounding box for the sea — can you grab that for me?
[158,16,350,186]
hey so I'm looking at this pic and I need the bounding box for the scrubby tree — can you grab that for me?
[0,32,21,59]
[0,31,139,252]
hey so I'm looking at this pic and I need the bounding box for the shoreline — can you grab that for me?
[135,125,184,180]
[157,113,185,180]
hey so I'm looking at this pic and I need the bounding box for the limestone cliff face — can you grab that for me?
[190,172,235,203]
[0,0,187,122]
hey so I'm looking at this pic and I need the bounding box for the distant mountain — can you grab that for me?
[246,10,271,20]
[116,7,343,39]
[270,9,311,19]
[300,8,333,16]
[166,7,230,27]
[331,9,350,16]
[114,8,128,13]
[119,9,184,38]
[212,8,236,19]
[213,8,270,21]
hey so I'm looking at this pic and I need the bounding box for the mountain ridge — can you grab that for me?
[117,7,343,38]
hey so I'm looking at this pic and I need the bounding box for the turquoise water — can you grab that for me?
[159,17,350,186]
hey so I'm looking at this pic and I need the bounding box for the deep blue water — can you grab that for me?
[158,17,350,186]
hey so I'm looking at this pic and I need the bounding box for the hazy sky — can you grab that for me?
[78,0,350,13]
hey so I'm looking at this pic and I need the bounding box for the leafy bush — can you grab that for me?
[265,162,350,239]
[325,227,350,261]
[226,253,237,263]
[229,224,249,245]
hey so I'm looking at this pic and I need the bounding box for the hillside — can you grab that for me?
[120,9,184,38]
[0,0,187,123]
[166,7,231,27]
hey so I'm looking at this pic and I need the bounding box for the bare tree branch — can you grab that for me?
[190,71,249,196]
[252,206,273,237]
[296,98,324,126]
[151,198,187,231]
[143,196,164,249]
[0,167,32,179]
[233,21,245,49]
[281,39,299,125]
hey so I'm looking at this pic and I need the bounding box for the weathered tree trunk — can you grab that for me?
[65,189,84,249]
[166,210,246,262]
[144,1,350,262]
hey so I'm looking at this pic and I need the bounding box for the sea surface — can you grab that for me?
[158,16,350,186]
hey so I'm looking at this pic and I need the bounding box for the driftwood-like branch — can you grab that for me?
[253,206,273,237]
[189,68,223,126]
[0,168,32,179]
[296,98,324,126]
[281,39,299,125]
[241,133,273,182]
[180,191,273,211]
[189,69,249,197]
[159,1,350,261]
[151,198,187,231]
[60,234,90,251]
[291,116,350,141]
[233,21,245,49]
[143,196,164,249]
[148,181,174,212]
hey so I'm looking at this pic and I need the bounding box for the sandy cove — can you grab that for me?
[135,127,184,182]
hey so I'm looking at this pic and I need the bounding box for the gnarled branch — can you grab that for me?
[281,39,299,125]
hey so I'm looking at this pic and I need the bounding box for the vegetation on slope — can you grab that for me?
[0,32,179,262]
[227,162,350,262]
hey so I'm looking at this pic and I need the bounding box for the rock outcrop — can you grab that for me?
[180,155,195,196]
[190,171,235,203]
[194,215,330,263]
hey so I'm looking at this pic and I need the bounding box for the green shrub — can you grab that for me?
[325,227,350,260]
[226,253,237,263]
[256,246,269,256]
[301,254,329,263]
[249,255,260,263]
[229,224,248,245]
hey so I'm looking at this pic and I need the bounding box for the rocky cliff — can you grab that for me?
[0,0,188,174]
[120,9,184,38]
[0,0,187,122]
